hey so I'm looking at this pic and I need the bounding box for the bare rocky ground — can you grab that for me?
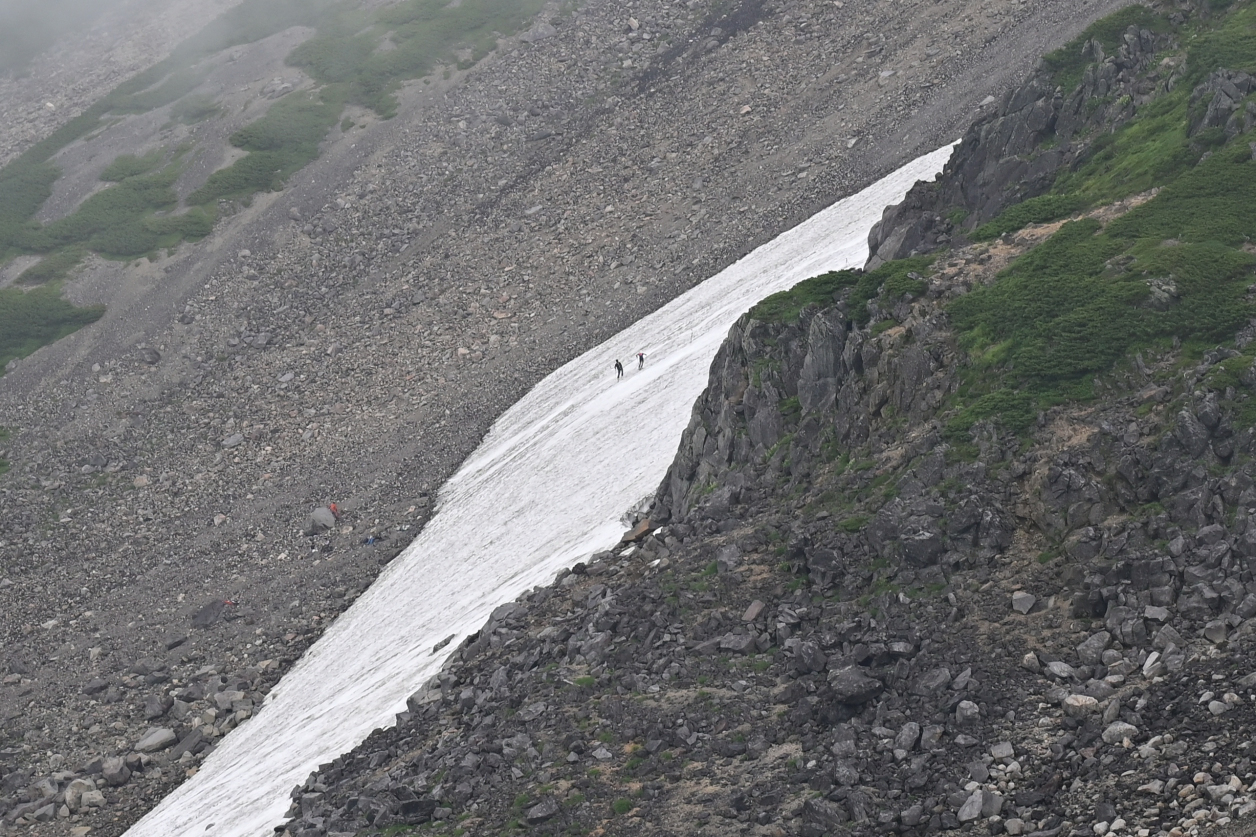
[0,0,1134,833]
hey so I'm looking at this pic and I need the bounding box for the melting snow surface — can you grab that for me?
[124,143,954,837]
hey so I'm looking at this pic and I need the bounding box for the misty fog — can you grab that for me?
[0,0,132,74]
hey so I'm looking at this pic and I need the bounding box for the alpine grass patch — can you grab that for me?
[946,139,1256,438]
[0,284,104,373]
[750,256,934,325]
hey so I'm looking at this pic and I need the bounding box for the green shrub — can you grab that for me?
[0,161,60,256]
[879,262,930,303]
[145,207,217,240]
[0,284,105,372]
[945,132,1256,437]
[969,194,1089,240]
[1053,91,1198,205]
[100,151,164,182]
[1182,1,1256,86]
[43,167,179,254]
[1104,141,1256,247]
[611,798,633,816]
[750,268,861,323]
[170,94,222,124]
[188,91,345,205]
[17,248,85,285]
[750,256,933,325]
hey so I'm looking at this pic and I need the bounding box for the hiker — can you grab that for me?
[636,352,645,370]
[614,359,624,378]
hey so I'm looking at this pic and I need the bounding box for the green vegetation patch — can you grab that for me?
[970,2,1256,243]
[947,140,1256,437]
[17,247,86,285]
[750,256,934,325]
[0,284,104,372]
[936,0,1256,440]
[969,194,1089,241]
[36,165,183,258]
[7,151,215,284]
[1181,0,1256,86]
[189,89,346,205]
[0,161,60,260]
[100,150,164,182]
[0,0,551,286]
[287,0,548,117]
[170,94,222,125]
[1052,91,1200,206]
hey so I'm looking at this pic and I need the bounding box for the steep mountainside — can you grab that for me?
[0,0,1139,834]
[272,2,1256,837]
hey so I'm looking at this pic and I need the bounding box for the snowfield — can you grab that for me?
[124,144,954,837]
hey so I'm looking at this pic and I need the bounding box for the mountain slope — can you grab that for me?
[0,0,1137,833]
[275,2,1256,837]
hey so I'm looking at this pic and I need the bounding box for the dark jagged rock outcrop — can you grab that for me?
[5,0,1145,831]
[1188,69,1256,138]
[866,22,1171,268]
[652,301,961,527]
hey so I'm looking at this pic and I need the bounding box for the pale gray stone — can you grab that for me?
[1011,591,1035,614]
[957,789,984,822]
[1101,721,1138,745]
[134,727,177,752]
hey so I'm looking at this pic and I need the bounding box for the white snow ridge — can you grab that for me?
[124,143,954,837]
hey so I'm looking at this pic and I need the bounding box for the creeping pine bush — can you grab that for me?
[0,285,105,372]
[932,0,1256,440]
[969,194,1089,240]
[100,151,164,182]
[946,140,1256,437]
[750,256,934,325]
[187,91,345,205]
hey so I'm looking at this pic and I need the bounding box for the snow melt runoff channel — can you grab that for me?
[124,143,954,837]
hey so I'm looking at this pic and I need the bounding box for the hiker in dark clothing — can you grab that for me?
[614,359,624,378]
[636,352,645,370]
